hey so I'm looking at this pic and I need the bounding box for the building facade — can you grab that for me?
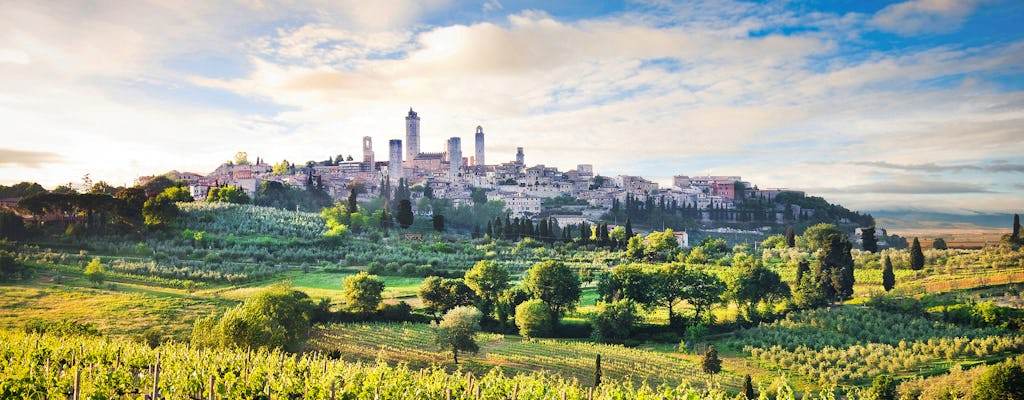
[475,126,485,168]
[405,108,420,161]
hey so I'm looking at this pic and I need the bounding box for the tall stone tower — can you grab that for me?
[405,108,420,162]
[516,147,524,166]
[389,139,403,182]
[448,137,462,177]
[362,136,374,167]
[474,126,485,168]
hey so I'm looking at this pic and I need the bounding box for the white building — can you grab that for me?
[488,192,541,217]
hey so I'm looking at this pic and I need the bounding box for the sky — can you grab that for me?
[0,0,1022,217]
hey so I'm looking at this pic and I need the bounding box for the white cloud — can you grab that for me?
[870,0,987,35]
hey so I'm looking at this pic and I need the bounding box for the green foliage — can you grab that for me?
[0,250,24,281]
[882,255,895,292]
[321,201,350,236]
[0,181,47,198]
[1,328,753,399]
[761,234,787,250]
[522,260,581,318]
[590,299,638,344]
[0,210,27,241]
[726,254,789,318]
[463,260,510,316]
[974,361,1024,400]
[515,299,553,338]
[23,318,101,337]
[342,272,384,313]
[434,306,482,365]
[418,276,476,320]
[206,185,250,204]
[862,226,878,252]
[84,257,105,286]
[191,285,316,351]
[869,375,897,400]
[799,223,843,251]
[911,237,925,270]
[742,374,756,399]
[142,193,178,228]
[932,237,948,250]
[701,345,722,374]
[397,199,414,229]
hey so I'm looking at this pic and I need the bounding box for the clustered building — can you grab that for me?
[173,108,797,228]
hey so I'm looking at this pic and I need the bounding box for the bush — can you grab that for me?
[515,299,553,338]
[24,318,101,337]
[590,299,638,344]
[974,361,1024,400]
[191,285,316,351]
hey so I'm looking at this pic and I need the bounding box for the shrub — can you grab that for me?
[515,299,553,338]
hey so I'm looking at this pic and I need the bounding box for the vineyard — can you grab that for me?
[310,323,744,392]
[723,306,1024,385]
[0,329,760,399]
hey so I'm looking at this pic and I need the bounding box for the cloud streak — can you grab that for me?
[0,148,63,168]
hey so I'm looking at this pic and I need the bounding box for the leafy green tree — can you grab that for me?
[464,260,510,317]
[522,260,581,319]
[160,186,193,202]
[910,237,925,270]
[701,345,722,374]
[974,362,1024,400]
[142,194,178,228]
[341,272,384,313]
[84,257,105,287]
[192,285,316,351]
[726,255,790,318]
[434,306,482,365]
[624,235,644,260]
[321,202,350,236]
[272,160,291,175]
[396,199,414,229]
[590,299,637,344]
[799,223,844,251]
[815,230,855,302]
[882,254,895,292]
[932,237,948,250]
[761,234,786,249]
[785,226,795,247]
[206,186,250,204]
[597,263,657,306]
[869,375,897,400]
[418,276,476,321]
[685,268,726,324]
[515,299,552,338]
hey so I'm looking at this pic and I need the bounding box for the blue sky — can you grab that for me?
[0,0,1022,218]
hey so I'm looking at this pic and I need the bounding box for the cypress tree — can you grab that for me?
[861,226,877,252]
[882,254,895,292]
[624,217,633,239]
[742,374,756,399]
[594,354,602,387]
[910,237,924,270]
[785,226,795,248]
[1014,214,1021,240]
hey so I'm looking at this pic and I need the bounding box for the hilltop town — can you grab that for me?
[148,108,875,243]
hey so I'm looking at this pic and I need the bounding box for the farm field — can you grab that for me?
[310,322,744,392]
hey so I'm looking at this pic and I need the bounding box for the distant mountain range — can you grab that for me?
[870,210,1015,232]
